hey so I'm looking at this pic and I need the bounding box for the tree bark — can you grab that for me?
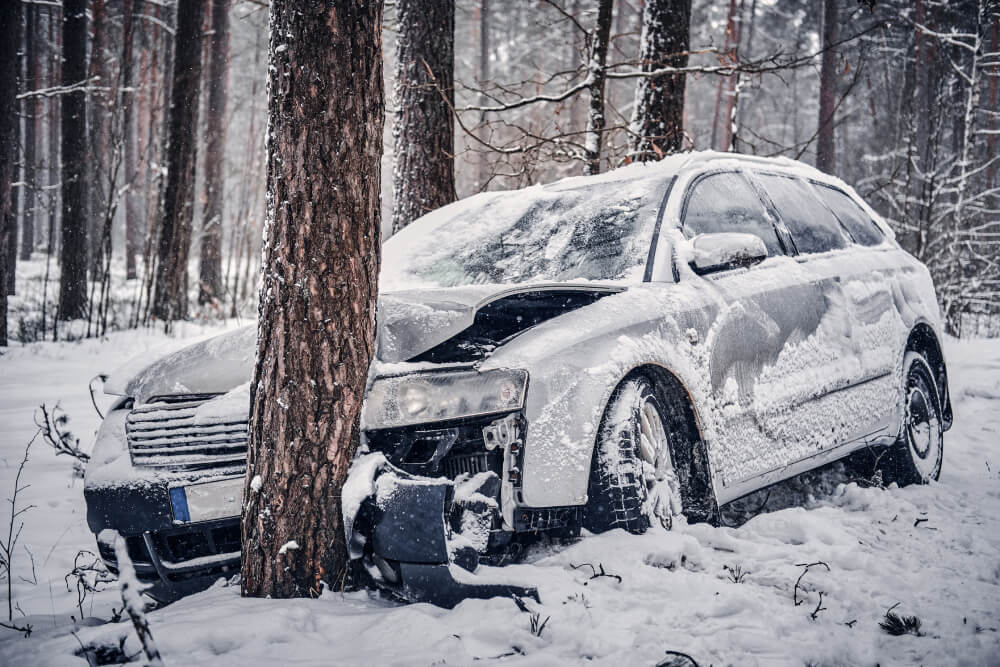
[242,0,385,599]
[5,6,23,297]
[583,0,614,175]
[628,0,692,161]
[57,0,89,321]
[152,0,206,323]
[47,5,60,256]
[87,0,107,279]
[123,0,139,280]
[198,0,230,305]
[816,0,839,173]
[0,2,21,344]
[20,4,38,262]
[391,0,456,234]
[476,0,490,191]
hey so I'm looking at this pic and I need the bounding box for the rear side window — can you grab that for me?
[683,171,783,257]
[811,184,884,247]
[755,173,848,255]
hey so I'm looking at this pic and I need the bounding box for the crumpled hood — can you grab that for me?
[105,282,625,402]
[376,283,625,363]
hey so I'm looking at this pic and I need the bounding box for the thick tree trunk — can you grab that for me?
[628,0,692,161]
[816,0,839,173]
[5,6,21,297]
[57,0,89,321]
[152,0,206,323]
[21,4,37,262]
[242,0,385,599]
[583,0,614,175]
[87,0,107,279]
[391,0,456,234]
[0,3,20,344]
[198,0,230,306]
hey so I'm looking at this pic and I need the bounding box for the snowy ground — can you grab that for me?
[0,328,998,666]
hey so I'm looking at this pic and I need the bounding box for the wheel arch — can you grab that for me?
[905,323,953,430]
[609,363,719,524]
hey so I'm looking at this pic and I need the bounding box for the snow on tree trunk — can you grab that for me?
[56,0,89,321]
[241,0,384,599]
[152,0,205,324]
[816,0,838,174]
[198,0,230,306]
[583,0,614,176]
[628,0,692,161]
[0,3,20,345]
[391,0,457,234]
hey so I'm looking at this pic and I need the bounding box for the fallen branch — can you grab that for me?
[793,561,830,607]
[114,533,164,666]
[570,562,622,584]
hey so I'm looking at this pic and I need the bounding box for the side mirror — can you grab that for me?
[689,233,768,275]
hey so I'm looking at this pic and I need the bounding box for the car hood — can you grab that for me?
[106,282,626,403]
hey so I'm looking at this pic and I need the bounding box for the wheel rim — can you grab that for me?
[636,397,678,529]
[905,382,941,479]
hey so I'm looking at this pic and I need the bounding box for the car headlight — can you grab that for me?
[362,369,528,430]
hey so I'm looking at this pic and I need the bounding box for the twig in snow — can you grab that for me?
[65,550,116,620]
[793,561,830,607]
[570,562,622,584]
[511,594,550,638]
[35,404,90,465]
[723,563,750,584]
[2,434,38,623]
[657,650,700,667]
[810,591,827,620]
[845,619,858,628]
[0,619,32,637]
[114,533,165,666]
[879,602,924,636]
[914,517,929,528]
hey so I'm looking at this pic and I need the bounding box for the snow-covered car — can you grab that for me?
[84,151,952,604]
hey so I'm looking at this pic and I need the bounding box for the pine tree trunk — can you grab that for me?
[0,3,20,344]
[123,0,139,280]
[242,0,385,599]
[198,0,229,306]
[391,0,456,234]
[5,6,21,297]
[57,0,89,321]
[476,0,490,191]
[152,0,206,323]
[20,4,37,262]
[628,0,691,161]
[87,0,107,279]
[583,0,614,175]
[47,5,60,256]
[816,0,839,173]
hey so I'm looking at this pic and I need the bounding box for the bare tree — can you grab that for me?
[87,0,108,278]
[628,0,692,161]
[391,0,457,233]
[242,0,385,598]
[56,0,88,321]
[0,2,21,345]
[583,0,615,175]
[816,0,838,173]
[198,0,230,305]
[152,0,206,323]
[20,3,39,263]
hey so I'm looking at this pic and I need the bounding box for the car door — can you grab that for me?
[678,170,846,490]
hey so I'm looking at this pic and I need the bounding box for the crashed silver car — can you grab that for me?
[84,152,952,604]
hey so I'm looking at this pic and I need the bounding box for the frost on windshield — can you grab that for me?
[381,173,671,290]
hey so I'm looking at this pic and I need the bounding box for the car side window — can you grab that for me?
[682,171,783,257]
[810,183,884,247]
[754,173,848,255]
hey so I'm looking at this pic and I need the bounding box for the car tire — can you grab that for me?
[879,351,944,486]
[582,376,683,535]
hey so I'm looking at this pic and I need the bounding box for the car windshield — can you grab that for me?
[380,175,669,290]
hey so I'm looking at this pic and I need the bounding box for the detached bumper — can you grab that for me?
[352,464,538,608]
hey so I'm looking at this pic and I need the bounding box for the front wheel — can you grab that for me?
[879,351,944,485]
[582,376,683,534]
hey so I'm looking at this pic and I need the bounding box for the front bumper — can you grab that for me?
[85,481,241,602]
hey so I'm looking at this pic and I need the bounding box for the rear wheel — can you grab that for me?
[879,351,944,485]
[582,376,683,534]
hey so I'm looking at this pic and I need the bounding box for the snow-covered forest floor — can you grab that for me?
[0,327,998,666]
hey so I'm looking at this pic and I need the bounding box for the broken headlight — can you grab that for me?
[362,369,527,430]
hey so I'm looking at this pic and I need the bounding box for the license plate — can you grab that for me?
[170,477,244,523]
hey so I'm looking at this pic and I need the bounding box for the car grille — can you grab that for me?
[126,394,248,473]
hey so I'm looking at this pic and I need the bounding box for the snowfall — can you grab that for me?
[0,320,998,666]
